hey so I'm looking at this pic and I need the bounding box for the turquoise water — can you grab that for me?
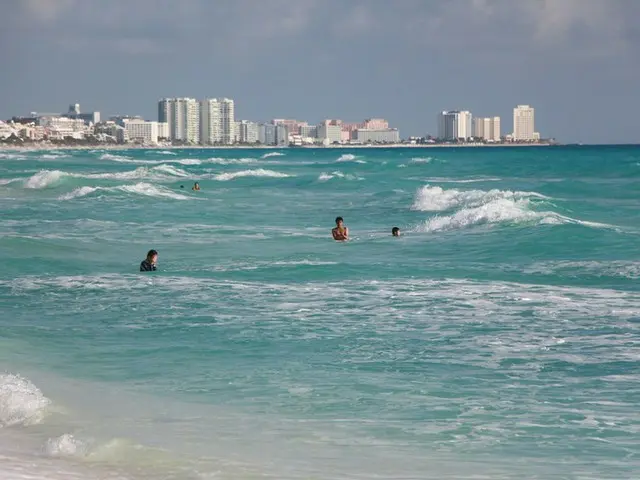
[0,146,639,479]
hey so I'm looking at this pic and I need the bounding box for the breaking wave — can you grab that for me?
[412,185,550,212]
[413,185,615,233]
[24,170,69,189]
[0,373,51,427]
[318,171,363,181]
[262,152,285,159]
[211,169,291,181]
[336,154,366,164]
[59,182,192,201]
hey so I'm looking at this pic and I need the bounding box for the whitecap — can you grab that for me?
[336,153,366,163]
[262,152,285,159]
[24,170,69,189]
[211,169,291,181]
[0,373,51,427]
[411,185,549,212]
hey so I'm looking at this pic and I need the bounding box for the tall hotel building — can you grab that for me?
[473,117,501,142]
[438,111,472,141]
[199,98,235,145]
[513,105,535,141]
[158,98,200,144]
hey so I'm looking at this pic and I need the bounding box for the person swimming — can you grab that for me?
[332,216,349,241]
[140,249,158,271]
[392,226,400,237]
[192,182,200,191]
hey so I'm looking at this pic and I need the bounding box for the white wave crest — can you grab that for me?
[412,185,549,212]
[174,158,202,165]
[262,152,285,158]
[0,178,21,186]
[99,153,133,162]
[154,150,177,155]
[58,186,99,200]
[336,154,357,162]
[318,171,362,181]
[39,165,192,184]
[59,182,192,201]
[0,373,51,427]
[24,170,68,189]
[211,169,291,181]
[419,198,554,232]
[0,152,28,160]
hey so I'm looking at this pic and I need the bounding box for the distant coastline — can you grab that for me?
[0,142,557,152]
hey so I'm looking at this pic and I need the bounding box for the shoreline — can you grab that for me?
[0,142,556,153]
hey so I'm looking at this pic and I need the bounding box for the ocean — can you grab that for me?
[0,145,638,479]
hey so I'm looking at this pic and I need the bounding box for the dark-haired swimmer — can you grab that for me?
[392,227,400,237]
[332,217,349,241]
[140,249,158,271]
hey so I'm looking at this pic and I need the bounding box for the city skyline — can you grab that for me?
[1,1,639,144]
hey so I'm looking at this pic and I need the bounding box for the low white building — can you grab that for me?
[157,122,169,140]
[122,119,159,144]
[317,120,342,144]
[37,116,88,140]
[0,121,16,139]
[355,128,400,144]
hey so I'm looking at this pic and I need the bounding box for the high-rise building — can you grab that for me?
[198,98,235,145]
[158,98,200,143]
[200,98,221,145]
[438,111,472,140]
[258,123,277,145]
[473,116,501,142]
[275,124,289,146]
[513,105,535,141]
[237,120,259,144]
[220,98,235,145]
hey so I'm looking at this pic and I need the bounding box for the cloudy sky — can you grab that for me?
[1,0,639,143]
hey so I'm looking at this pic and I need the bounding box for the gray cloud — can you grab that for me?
[1,0,639,143]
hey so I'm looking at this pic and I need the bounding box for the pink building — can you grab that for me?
[362,118,389,130]
[272,119,308,135]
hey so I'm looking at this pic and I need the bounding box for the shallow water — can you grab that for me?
[1,146,639,479]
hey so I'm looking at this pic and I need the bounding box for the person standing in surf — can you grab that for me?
[332,217,349,241]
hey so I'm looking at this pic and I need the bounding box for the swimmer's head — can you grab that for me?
[180,185,184,188]
[335,216,344,227]
[392,227,400,237]
[147,249,158,264]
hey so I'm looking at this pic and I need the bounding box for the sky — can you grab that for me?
[1,0,639,143]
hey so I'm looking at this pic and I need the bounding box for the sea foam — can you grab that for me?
[0,373,51,427]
